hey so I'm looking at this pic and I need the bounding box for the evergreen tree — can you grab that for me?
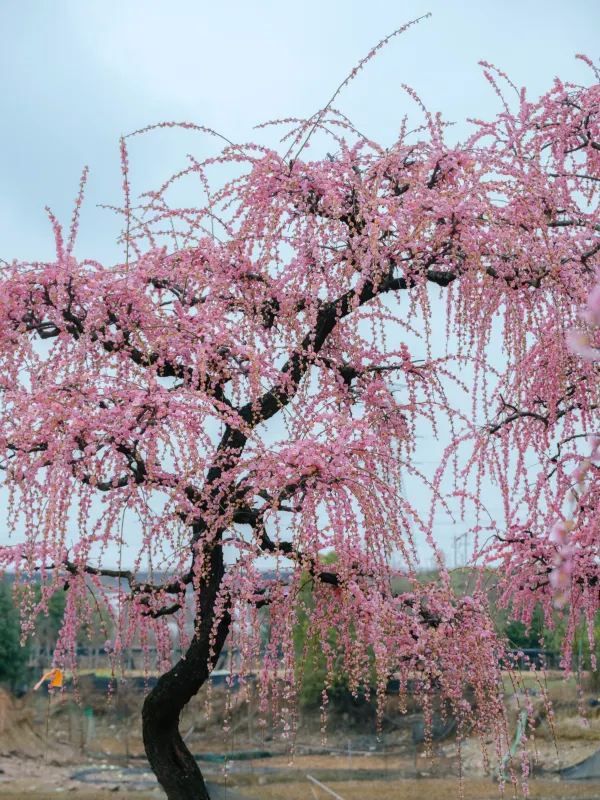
[0,582,28,690]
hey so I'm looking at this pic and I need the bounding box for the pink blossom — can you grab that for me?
[0,51,597,794]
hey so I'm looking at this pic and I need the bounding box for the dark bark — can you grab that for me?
[142,546,230,800]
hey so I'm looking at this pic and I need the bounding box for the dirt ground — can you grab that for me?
[0,795,154,800]
[1,674,600,799]
[241,778,600,800]
[1,778,600,800]
[2,753,600,800]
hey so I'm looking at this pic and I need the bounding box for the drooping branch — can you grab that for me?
[237,267,455,427]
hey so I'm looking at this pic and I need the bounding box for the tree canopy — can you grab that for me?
[0,33,598,798]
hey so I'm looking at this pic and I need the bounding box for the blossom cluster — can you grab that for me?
[0,56,597,761]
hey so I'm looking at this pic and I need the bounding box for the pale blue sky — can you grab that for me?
[1,1,598,263]
[0,1,598,567]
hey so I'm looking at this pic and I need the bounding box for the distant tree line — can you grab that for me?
[0,579,109,692]
[0,571,598,697]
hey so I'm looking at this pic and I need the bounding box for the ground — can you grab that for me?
[2,777,600,800]
[1,672,600,798]
[2,750,600,799]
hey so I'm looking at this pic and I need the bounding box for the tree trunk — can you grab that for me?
[142,672,212,800]
[142,548,230,800]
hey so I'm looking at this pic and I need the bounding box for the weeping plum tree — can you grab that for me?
[0,27,599,798]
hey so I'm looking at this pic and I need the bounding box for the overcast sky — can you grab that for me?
[2,0,598,263]
[0,1,598,567]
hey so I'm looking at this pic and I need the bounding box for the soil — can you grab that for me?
[2,750,600,800]
[241,778,600,800]
[1,675,600,799]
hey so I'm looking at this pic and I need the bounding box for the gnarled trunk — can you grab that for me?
[142,696,211,800]
[142,548,230,800]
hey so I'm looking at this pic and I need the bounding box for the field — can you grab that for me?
[1,672,600,799]
[2,775,600,800]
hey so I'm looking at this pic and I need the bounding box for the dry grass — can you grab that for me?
[0,795,156,799]
[241,777,600,800]
[536,716,600,741]
[2,780,600,800]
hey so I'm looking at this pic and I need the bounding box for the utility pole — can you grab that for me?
[453,532,469,567]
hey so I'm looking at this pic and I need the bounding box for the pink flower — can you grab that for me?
[549,521,569,546]
[566,330,599,361]
[582,285,600,327]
